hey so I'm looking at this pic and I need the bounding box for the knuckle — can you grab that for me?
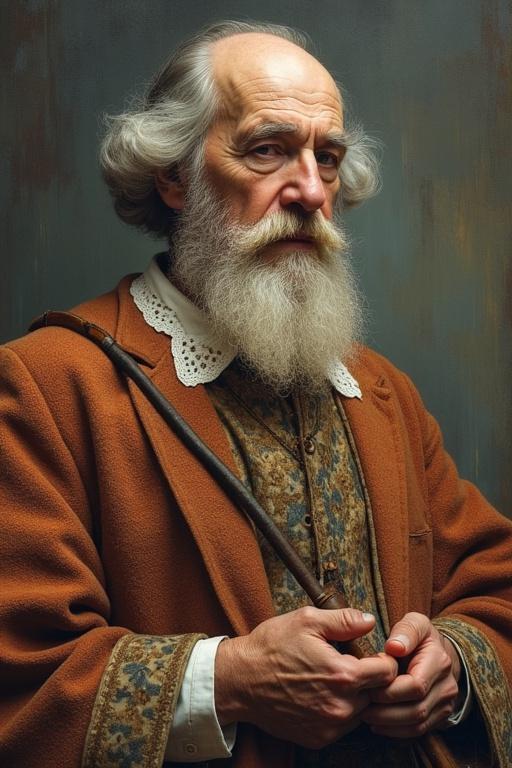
[444,680,459,701]
[411,677,429,700]
[317,691,360,724]
[405,611,425,623]
[403,611,426,629]
[440,703,454,721]
[411,704,429,724]
[297,605,317,621]
[299,605,318,624]
[394,612,430,643]
[414,719,430,737]
[333,667,357,689]
[320,700,348,722]
[344,607,364,624]
[383,664,398,685]
[439,650,452,673]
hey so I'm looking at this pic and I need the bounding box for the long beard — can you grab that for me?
[169,173,365,392]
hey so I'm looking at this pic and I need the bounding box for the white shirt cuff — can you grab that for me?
[439,633,473,726]
[164,636,237,762]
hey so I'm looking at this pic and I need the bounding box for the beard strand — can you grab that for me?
[169,172,365,392]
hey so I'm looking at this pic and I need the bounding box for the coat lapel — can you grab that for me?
[113,275,410,634]
[341,366,409,628]
[114,277,275,636]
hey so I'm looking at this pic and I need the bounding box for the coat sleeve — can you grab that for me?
[0,346,204,768]
[402,369,512,767]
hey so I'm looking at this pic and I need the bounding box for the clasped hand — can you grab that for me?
[361,611,461,739]
[215,607,460,749]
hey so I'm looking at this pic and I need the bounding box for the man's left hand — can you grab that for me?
[361,612,461,738]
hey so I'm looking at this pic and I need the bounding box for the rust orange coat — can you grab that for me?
[1,276,512,767]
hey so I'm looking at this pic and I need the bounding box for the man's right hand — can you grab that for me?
[214,606,398,749]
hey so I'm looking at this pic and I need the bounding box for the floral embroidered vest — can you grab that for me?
[207,362,421,766]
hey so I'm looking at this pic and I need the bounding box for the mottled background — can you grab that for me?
[2,0,511,516]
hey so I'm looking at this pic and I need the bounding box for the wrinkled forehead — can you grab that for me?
[210,33,343,129]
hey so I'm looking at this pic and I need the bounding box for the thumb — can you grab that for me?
[385,611,431,657]
[314,607,375,642]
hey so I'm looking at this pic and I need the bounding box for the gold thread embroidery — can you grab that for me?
[82,633,204,768]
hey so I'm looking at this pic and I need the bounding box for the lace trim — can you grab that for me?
[328,361,362,399]
[130,272,362,398]
[130,274,233,386]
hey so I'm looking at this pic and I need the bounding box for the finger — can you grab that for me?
[364,681,440,726]
[364,674,458,727]
[311,607,376,643]
[354,653,399,690]
[329,652,397,693]
[369,656,449,704]
[384,612,431,657]
[368,673,419,704]
[365,698,457,739]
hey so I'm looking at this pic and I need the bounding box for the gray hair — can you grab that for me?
[100,20,381,238]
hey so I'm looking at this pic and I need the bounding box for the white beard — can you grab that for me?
[169,172,364,392]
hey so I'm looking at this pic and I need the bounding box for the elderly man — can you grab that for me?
[1,20,511,768]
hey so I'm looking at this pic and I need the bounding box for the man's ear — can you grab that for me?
[155,166,185,211]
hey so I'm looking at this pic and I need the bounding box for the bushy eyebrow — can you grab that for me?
[237,122,347,151]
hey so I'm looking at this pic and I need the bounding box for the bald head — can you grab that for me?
[210,32,342,126]
[101,21,380,239]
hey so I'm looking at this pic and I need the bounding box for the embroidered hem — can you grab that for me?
[82,633,205,768]
[433,616,512,768]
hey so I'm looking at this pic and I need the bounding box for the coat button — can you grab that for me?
[185,743,198,755]
[303,437,316,454]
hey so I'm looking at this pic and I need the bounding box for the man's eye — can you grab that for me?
[251,144,281,157]
[316,151,339,167]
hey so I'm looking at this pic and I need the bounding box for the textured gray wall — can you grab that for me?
[2,1,511,515]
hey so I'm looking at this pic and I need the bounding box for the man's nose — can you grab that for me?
[279,151,327,212]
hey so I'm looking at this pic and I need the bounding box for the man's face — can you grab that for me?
[166,35,362,391]
[201,33,345,260]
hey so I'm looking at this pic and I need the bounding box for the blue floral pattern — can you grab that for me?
[208,365,387,654]
[82,633,203,768]
[434,616,512,767]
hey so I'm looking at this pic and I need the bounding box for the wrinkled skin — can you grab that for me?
[215,607,461,748]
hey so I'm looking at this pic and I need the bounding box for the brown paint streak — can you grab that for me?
[481,2,512,332]
[480,0,512,510]
[482,2,512,101]
[397,1,512,514]
[3,1,73,194]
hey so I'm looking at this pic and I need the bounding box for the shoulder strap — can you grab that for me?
[29,310,114,346]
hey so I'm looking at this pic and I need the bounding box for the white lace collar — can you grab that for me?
[130,256,362,399]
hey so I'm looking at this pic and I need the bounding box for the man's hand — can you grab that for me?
[214,606,398,749]
[361,612,461,738]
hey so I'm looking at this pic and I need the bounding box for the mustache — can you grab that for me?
[235,210,347,256]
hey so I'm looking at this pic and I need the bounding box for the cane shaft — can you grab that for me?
[31,310,370,659]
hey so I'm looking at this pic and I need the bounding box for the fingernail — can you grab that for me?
[362,612,374,622]
[389,633,408,650]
